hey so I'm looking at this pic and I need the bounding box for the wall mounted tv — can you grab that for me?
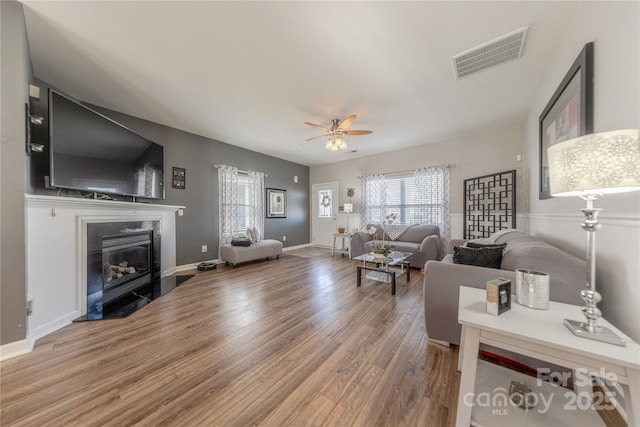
[49,90,164,200]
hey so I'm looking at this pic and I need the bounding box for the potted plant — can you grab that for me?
[367,225,395,258]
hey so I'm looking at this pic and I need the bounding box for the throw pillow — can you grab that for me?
[252,226,261,242]
[245,227,255,243]
[453,244,506,269]
[465,237,494,246]
[231,237,251,247]
[466,241,506,249]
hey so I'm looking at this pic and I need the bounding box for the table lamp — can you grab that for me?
[344,203,353,232]
[548,129,639,346]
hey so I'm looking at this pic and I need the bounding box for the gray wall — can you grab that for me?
[1,0,30,345]
[28,82,310,266]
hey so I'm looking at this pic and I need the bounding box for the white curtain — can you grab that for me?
[218,164,238,257]
[246,170,265,236]
[414,165,451,248]
[359,173,386,228]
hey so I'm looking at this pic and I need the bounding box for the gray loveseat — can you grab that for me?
[423,229,585,345]
[351,224,441,268]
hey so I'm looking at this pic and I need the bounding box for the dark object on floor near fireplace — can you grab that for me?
[74,275,193,321]
[197,262,217,271]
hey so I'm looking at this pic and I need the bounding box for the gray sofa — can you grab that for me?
[423,229,586,345]
[350,224,441,268]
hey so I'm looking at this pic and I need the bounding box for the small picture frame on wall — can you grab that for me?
[266,188,286,218]
[172,167,186,189]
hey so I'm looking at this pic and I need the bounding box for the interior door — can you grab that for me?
[312,182,339,247]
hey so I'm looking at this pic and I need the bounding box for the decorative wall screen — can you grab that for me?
[464,170,516,239]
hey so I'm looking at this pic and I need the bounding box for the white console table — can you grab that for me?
[456,286,640,427]
[331,233,352,258]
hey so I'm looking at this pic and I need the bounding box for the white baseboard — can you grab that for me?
[0,339,32,361]
[27,310,81,349]
[163,267,178,276]
[283,243,312,251]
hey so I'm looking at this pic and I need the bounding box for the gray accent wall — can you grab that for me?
[1,0,30,345]
[28,82,310,266]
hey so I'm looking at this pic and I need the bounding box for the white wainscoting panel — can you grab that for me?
[529,213,640,343]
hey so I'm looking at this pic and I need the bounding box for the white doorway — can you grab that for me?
[312,182,339,247]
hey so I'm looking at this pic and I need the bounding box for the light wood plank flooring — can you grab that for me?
[1,248,460,426]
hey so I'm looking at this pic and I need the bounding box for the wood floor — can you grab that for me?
[0,248,460,426]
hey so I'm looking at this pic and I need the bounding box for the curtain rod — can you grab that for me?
[214,164,269,178]
[357,164,454,178]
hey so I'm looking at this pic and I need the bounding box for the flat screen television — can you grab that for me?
[49,90,164,200]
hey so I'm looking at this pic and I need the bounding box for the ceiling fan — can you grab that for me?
[305,114,373,151]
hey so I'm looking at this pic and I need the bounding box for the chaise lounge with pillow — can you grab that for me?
[220,227,283,267]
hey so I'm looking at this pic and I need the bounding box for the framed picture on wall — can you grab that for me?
[539,42,593,200]
[266,188,286,218]
[172,167,186,189]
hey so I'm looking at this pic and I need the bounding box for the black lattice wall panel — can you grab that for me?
[464,170,516,239]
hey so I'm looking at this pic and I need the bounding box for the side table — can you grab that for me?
[456,286,640,427]
[331,233,352,258]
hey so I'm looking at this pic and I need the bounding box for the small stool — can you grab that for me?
[331,233,353,258]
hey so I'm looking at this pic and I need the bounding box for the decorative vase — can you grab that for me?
[515,269,550,309]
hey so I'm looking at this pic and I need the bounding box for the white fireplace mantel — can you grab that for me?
[25,194,185,347]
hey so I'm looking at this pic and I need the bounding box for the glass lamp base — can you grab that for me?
[564,319,626,347]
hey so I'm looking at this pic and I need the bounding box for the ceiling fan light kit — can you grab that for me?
[305,114,373,152]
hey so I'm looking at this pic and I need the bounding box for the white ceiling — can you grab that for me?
[22,1,581,167]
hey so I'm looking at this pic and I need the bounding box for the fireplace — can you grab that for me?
[101,231,152,303]
[85,220,161,318]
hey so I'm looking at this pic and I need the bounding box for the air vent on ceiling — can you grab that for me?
[452,26,529,79]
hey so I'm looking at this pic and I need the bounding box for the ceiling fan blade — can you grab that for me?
[337,114,357,130]
[305,121,329,131]
[306,134,328,141]
[344,130,373,136]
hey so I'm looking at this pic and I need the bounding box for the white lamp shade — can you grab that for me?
[548,129,640,197]
[343,203,353,213]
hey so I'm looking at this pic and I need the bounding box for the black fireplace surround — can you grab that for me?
[85,220,161,319]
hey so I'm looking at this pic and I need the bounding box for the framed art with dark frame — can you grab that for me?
[172,167,186,189]
[539,42,593,200]
[266,188,286,218]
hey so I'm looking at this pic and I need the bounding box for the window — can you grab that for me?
[383,175,443,225]
[234,175,252,235]
[361,166,450,243]
[318,189,333,218]
[217,165,265,250]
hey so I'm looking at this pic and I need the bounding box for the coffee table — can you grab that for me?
[353,251,412,295]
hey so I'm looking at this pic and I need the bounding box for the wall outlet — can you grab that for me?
[282,236,286,242]
[27,299,33,316]
[202,245,208,253]
[178,208,184,216]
